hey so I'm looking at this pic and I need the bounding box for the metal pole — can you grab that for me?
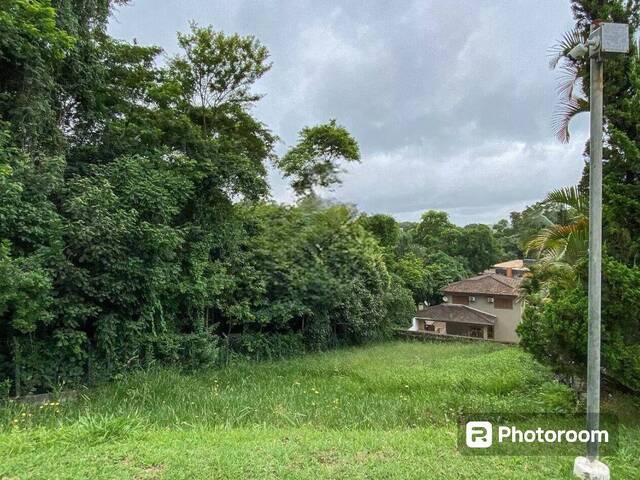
[587,27,603,462]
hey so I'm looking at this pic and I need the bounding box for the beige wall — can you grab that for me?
[444,294,522,343]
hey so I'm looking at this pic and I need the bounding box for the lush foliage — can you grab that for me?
[518,0,640,393]
[525,186,588,265]
[519,258,640,392]
[220,202,392,348]
[2,2,483,395]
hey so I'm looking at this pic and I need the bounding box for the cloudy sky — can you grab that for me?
[108,0,589,225]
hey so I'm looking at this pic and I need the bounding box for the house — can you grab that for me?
[491,259,533,278]
[409,261,525,343]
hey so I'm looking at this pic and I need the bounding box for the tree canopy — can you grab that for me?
[276,119,360,196]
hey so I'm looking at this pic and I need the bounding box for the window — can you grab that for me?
[469,326,484,338]
[487,326,494,339]
[495,296,513,309]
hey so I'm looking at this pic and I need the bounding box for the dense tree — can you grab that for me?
[0,0,74,151]
[392,253,432,305]
[456,224,502,274]
[0,131,64,394]
[218,202,396,348]
[391,250,468,306]
[421,252,469,304]
[0,2,419,393]
[492,219,521,259]
[519,257,640,392]
[358,214,401,248]
[412,210,502,274]
[413,210,460,252]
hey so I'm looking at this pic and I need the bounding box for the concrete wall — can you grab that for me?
[444,294,522,343]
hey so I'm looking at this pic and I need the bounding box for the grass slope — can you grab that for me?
[1,341,639,479]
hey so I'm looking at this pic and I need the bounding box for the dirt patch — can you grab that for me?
[355,450,392,463]
[133,463,165,479]
[315,449,340,466]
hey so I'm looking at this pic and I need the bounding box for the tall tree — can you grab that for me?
[0,0,74,151]
[492,219,521,259]
[550,0,640,264]
[169,23,270,133]
[456,224,502,274]
[276,119,360,196]
[413,210,460,253]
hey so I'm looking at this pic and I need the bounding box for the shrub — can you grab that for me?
[225,332,306,362]
[519,257,640,392]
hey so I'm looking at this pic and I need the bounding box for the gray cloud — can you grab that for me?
[109,0,587,225]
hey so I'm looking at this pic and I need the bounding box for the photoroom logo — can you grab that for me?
[465,421,493,448]
[459,414,618,455]
[461,415,615,455]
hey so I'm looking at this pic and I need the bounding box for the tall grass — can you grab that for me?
[1,341,575,432]
[1,341,639,480]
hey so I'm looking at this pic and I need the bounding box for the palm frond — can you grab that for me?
[540,244,568,263]
[535,211,554,227]
[544,223,584,242]
[552,97,588,143]
[548,28,584,70]
[525,221,586,258]
[545,186,588,213]
[526,228,560,255]
[556,62,581,100]
[563,227,589,265]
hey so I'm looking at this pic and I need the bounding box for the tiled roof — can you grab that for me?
[493,259,526,269]
[415,304,496,326]
[442,273,522,296]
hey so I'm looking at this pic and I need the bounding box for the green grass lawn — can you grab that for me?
[1,341,639,479]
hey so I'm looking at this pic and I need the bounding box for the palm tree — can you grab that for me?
[525,186,588,265]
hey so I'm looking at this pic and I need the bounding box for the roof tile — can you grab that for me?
[415,304,496,325]
[442,273,522,296]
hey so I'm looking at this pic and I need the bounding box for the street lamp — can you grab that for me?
[567,21,629,480]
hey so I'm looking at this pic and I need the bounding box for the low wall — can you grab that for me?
[394,329,516,345]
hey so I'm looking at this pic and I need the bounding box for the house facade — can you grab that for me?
[410,262,525,343]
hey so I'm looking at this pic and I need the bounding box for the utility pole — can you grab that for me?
[569,21,629,480]
[587,21,603,464]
